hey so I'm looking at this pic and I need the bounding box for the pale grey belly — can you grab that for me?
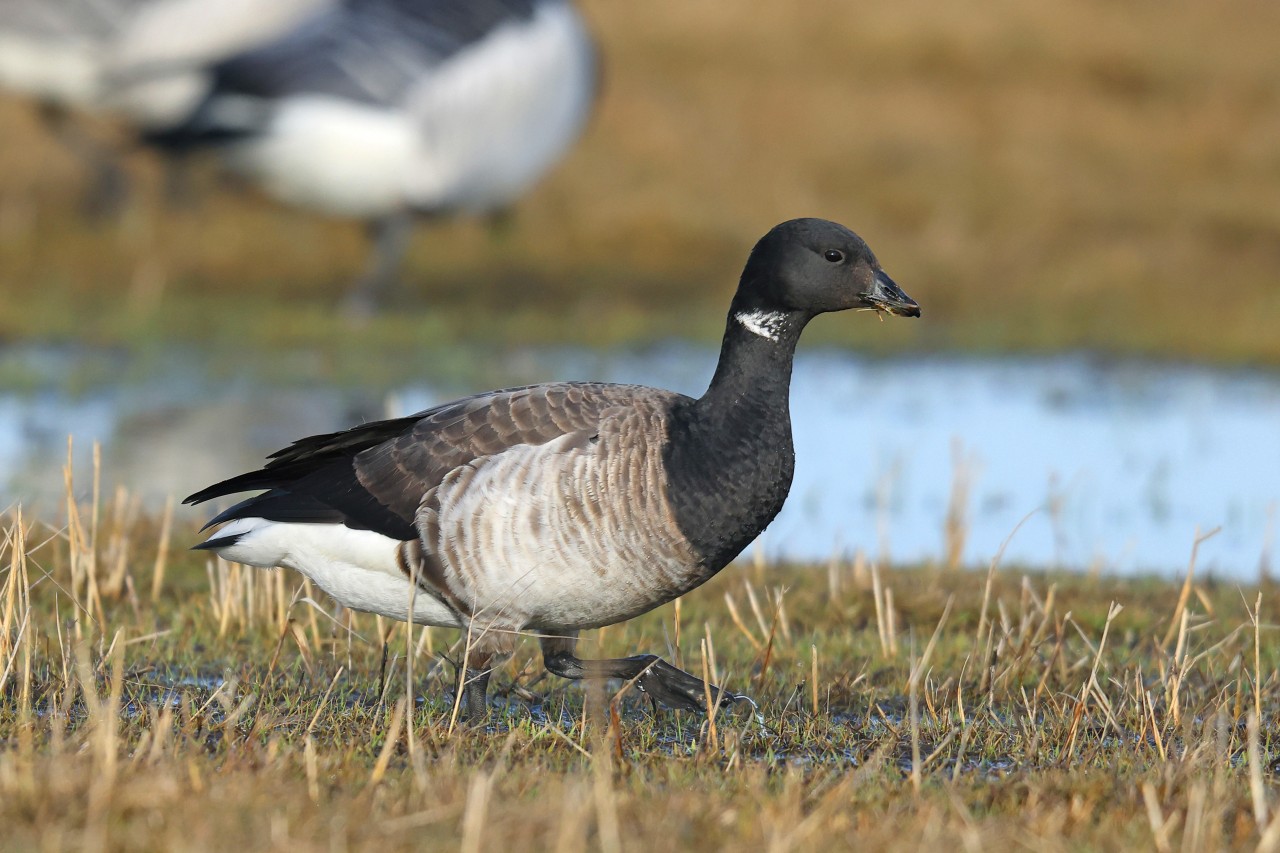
[443,517,696,631]
[432,436,696,631]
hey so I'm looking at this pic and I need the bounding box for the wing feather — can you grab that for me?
[186,382,685,541]
[190,0,545,107]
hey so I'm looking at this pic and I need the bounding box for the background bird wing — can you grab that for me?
[204,0,544,106]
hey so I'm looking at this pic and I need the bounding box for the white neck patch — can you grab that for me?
[734,310,790,343]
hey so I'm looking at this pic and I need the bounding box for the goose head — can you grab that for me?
[732,218,920,324]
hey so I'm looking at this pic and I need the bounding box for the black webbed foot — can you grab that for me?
[540,642,755,716]
[629,656,750,713]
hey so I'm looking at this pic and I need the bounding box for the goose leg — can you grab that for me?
[540,634,749,713]
[342,211,416,318]
[455,630,514,720]
[458,655,494,720]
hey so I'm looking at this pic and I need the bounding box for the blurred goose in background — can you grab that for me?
[143,0,597,314]
[186,219,922,718]
[0,0,329,213]
[0,0,153,214]
[0,0,139,108]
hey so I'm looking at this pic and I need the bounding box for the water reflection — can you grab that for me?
[1,344,1276,576]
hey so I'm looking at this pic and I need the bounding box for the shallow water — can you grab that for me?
[1,343,1276,576]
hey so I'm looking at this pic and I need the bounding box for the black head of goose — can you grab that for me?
[185,218,919,717]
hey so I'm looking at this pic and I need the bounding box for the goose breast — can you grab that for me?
[419,398,698,632]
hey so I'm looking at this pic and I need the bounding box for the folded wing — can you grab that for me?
[184,381,681,541]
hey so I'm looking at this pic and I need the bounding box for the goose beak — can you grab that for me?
[865,270,920,318]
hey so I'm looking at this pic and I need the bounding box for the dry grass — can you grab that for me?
[1,0,1278,359]
[3,471,1280,851]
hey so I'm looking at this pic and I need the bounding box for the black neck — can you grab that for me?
[663,305,809,572]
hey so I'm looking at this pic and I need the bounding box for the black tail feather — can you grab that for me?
[192,533,245,552]
[185,470,287,506]
[184,415,423,506]
[186,413,425,539]
[199,490,350,532]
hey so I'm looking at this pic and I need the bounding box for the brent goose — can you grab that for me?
[186,219,920,717]
[0,0,327,110]
[0,0,136,107]
[143,0,597,312]
[0,0,329,212]
[0,0,152,212]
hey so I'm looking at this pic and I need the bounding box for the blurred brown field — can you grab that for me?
[0,0,1277,359]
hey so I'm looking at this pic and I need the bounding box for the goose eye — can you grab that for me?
[824,250,844,263]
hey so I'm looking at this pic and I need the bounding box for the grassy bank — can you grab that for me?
[2,497,1279,850]
[1,0,1279,362]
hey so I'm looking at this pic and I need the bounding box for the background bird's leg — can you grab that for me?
[38,102,130,220]
[342,210,416,318]
[539,634,748,713]
[482,205,516,240]
[161,149,199,210]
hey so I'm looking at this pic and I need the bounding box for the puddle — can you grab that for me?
[1,343,1277,576]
